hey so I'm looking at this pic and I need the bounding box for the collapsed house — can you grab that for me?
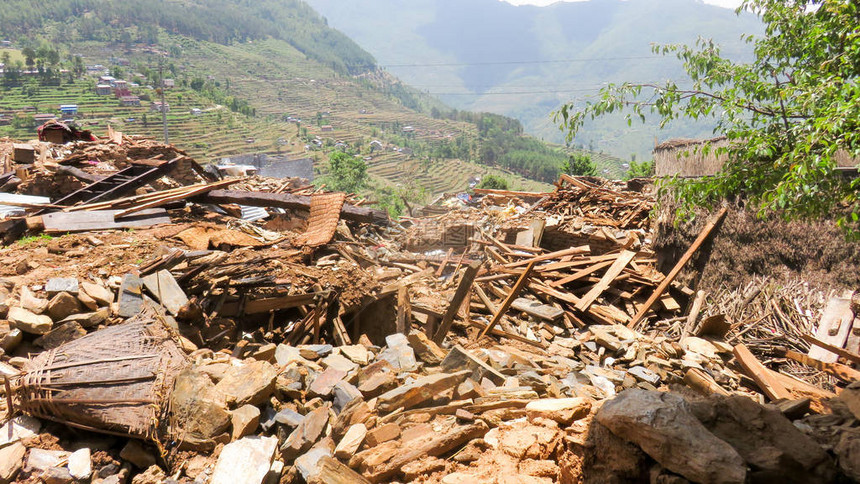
[0,133,859,484]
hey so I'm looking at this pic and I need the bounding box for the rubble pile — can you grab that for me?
[0,133,859,483]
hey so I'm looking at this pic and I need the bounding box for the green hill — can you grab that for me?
[304,0,764,160]
[4,0,668,204]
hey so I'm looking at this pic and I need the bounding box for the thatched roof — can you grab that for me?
[654,136,727,152]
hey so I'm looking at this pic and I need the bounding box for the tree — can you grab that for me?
[324,151,368,194]
[556,0,859,231]
[21,47,35,68]
[476,175,509,190]
[625,160,655,180]
[561,153,597,177]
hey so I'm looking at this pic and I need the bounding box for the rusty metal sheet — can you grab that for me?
[297,192,346,247]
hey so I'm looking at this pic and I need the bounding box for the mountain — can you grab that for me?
[0,0,594,206]
[303,0,764,160]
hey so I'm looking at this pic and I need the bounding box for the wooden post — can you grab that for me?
[733,343,791,401]
[396,286,412,335]
[628,207,727,328]
[683,290,707,336]
[432,261,482,344]
[478,260,538,340]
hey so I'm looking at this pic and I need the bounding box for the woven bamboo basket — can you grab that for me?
[9,310,189,442]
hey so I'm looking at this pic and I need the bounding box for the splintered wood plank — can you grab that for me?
[733,343,791,401]
[628,207,727,328]
[576,250,637,312]
[549,259,614,288]
[42,208,170,233]
[800,333,860,366]
[432,261,482,344]
[783,349,860,383]
[502,245,590,269]
[809,297,855,363]
[396,286,411,335]
[478,261,538,340]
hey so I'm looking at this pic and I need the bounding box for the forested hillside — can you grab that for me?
[0,0,376,74]
[305,0,764,159]
[0,0,608,204]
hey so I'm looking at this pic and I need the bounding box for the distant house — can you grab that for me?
[59,105,78,116]
[34,114,56,124]
[162,79,175,88]
[402,126,415,133]
[119,96,141,107]
[99,76,116,86]
[95,84,112,96]
[150,101,169,113]
[112,57,130,66]
[370,140,383,152]
[190,108,202,116]
[0,41,11,48]
[320,125,333,132]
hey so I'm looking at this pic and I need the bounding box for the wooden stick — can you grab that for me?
[800,333,860,366]
[549,259,614,288]
[478,260,537,340]
[502,246,590,269]
[396,286,411,335]
[576,250,637,311]
[732,343,791,401]
[432,261,482,344]
[436,248,454,277]
[684,368,731,396]
[783,349,860,382]
[683,290,707,336]
[628,207,727,328]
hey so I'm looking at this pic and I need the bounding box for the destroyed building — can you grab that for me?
[1,133,860,484]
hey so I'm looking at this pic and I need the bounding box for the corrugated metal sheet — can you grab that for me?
[240,205,269,222]
[0,193,50,219]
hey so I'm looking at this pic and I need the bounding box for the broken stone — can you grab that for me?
[441,345,506,385]
[20,286,48,314]
[691,394,835,483]
[307,456,369,484]
[215,360,277,407]
[376,370,470,413]
[59,307,109,328]
[407,330,447,365]
[34,321,86,349]
[81,282,114,307]
[334,424,367,459]
[295,448,331,481]
[46,277,79,296]
[308,367,348,398]
[40,466,74,484]
[0,326,22,352]
[119,441,157,469]
[0,442,26,484]
[141,270,188,315]
[210,436,277,484]
[836,430,860,482]
[525,397,592,425]
[46,291,83,321]
[281,404,330,460]
[170,367,231,440]
[76,289,98,311]
[597,389,746,484]
[8,306,53,334]
[117,274,144,318]
[332,381,363,413]
[627,366,660,385]
[0,415,41,447]
[68,448,92,480]
[274,408,306,429]
[25,448,68,473]
[366,422,401,447]
[232,405,262,441]
[131,465,166,484]
[339,344,371,365]
[377,333,417,371]
[275,344,319,369]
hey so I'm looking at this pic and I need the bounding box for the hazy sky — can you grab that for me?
[502,0,743,7]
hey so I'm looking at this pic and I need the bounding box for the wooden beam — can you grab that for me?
[502,245,590,269]
[195,189,389,225]
[782,349,860,383]
[436,248,454,277]
[549,259,614,288]
[478,260,537,340]
[800,333,860,366]
[732,343,790,401]
[576,250,637,311]
[396,286,412,335]
[628,207,727,328]
[432,261,482,344]
[472,188,552,198]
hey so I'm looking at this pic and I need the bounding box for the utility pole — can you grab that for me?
[159,58,169,144]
